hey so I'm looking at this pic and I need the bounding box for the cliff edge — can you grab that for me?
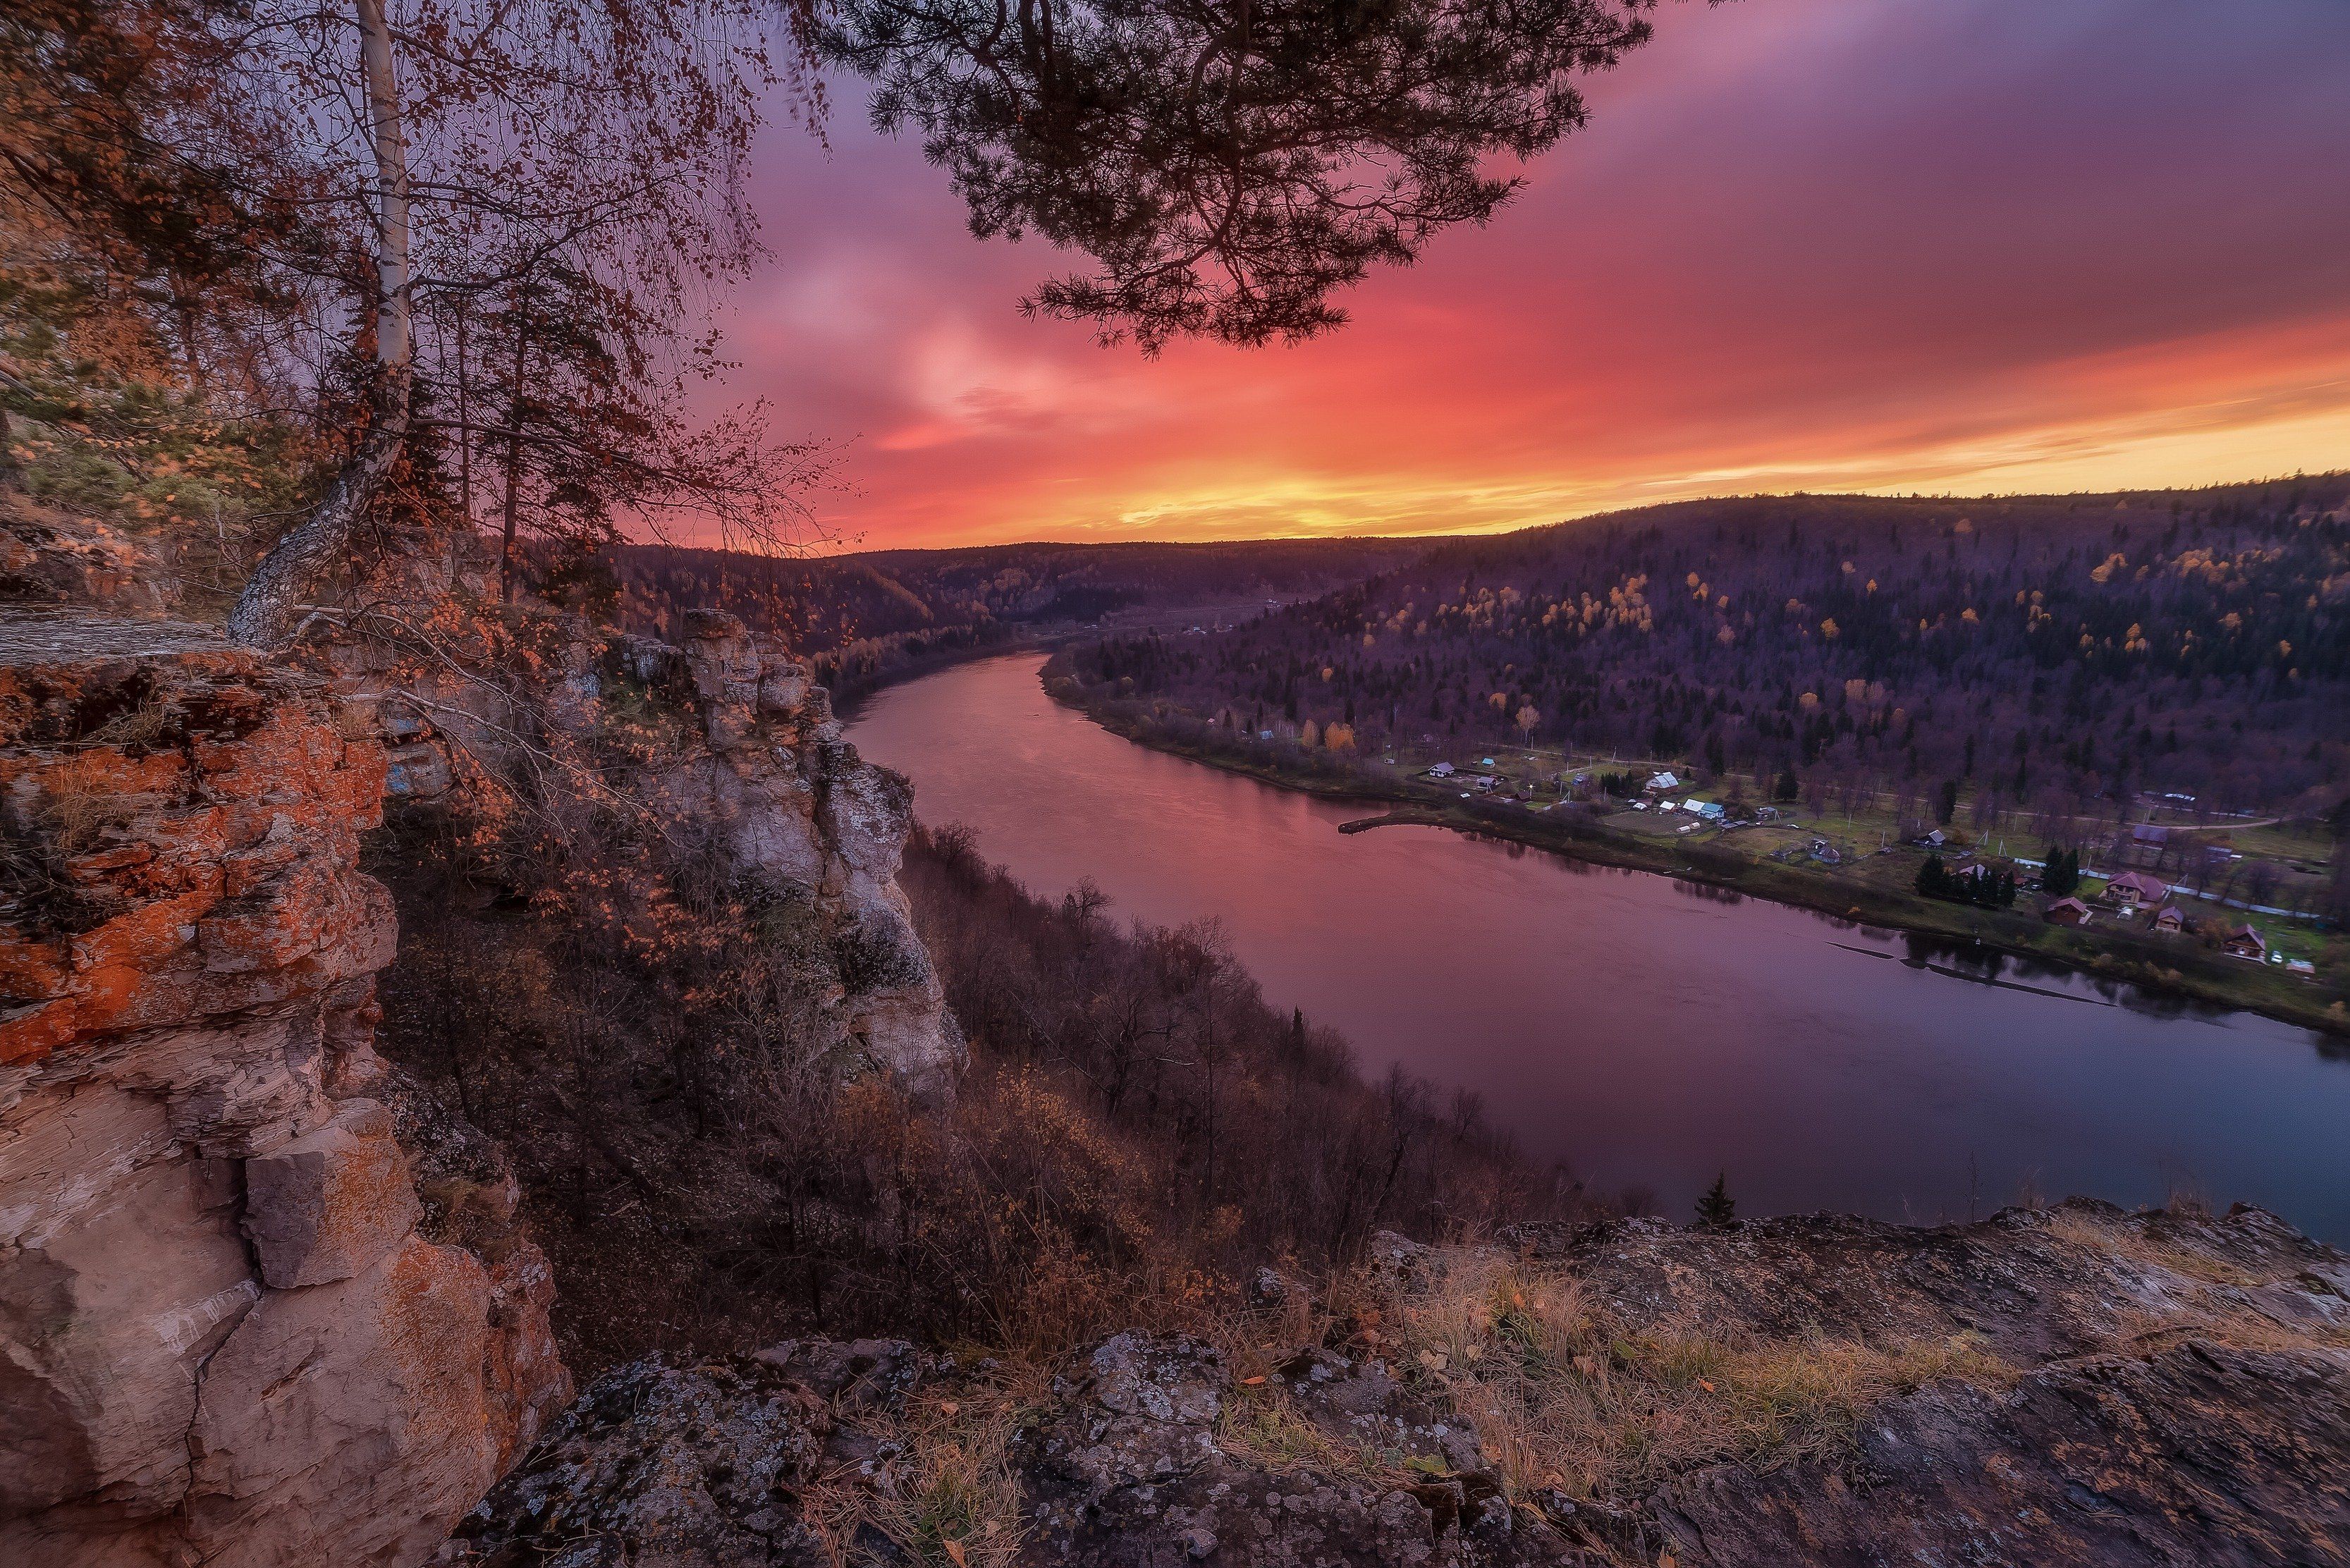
[449,1204,2350,1567]
[0,625,570,1567]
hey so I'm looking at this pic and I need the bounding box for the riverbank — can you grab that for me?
[1044,673,2349,1039]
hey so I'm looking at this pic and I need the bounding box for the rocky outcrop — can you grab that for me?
[448,1206,2350,1567]
[329,604,960,1096]
[0,504,180,614]
[0,636,569,1567]
[448,1330,1581,1568]
[1657,1339,2350,1567]
[652,610,959,1095]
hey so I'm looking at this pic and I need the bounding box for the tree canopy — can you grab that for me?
[826,0,1661,348]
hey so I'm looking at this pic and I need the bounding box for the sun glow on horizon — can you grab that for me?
[724,0,2350,556]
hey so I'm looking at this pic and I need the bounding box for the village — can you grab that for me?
[1409,752,2335,981]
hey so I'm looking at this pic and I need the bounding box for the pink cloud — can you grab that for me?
[701,0,2350,550]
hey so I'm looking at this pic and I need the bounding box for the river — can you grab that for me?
[846,652,2350,1240]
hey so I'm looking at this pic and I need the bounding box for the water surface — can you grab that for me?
[848,654,2350,1239]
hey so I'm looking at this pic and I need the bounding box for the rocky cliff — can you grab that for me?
[447,1203,2350,1568]
[336,603,960,1099]
[0,625,569,1567]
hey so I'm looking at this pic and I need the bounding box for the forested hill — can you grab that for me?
[1072,477,2350,816]
[611,537,1417,699]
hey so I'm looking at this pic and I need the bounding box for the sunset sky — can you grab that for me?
[730,0,2350,551]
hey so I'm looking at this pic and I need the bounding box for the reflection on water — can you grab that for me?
[849,654,2350,1241]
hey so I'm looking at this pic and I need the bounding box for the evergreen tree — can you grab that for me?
[1916,855,1948,898]
[1696,1172,1737,1229]
[1774,768,1799,803]
[1936,778,1960,825]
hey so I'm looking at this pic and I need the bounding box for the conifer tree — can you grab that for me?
[1696,1172,1737,1229]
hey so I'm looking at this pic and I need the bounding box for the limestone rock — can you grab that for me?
[185,1234,503,1567]
[458,1209,2350,1568]
[0,635,569,1568]
[242,1097,422,1287]
[444,1355,834,1568]
[328,606,963,1098]
[1656,1340,2350,1566]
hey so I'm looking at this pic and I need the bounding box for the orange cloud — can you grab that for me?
[718,0,2350,553]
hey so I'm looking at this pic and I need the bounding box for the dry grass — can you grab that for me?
[1361,1253,2011,1503]
[77,692,172,749]
[802,1360,1051,1568]
[2040,1208,2265,1290]
[36,753,131,852]
[1216,1386,1393,1478]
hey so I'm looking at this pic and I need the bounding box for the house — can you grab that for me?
[1688,800,1726,821]
[1646,771,1680,792]
[1472,774,1499,792]
[2043,896,2092,926]
[2148,904,2188,935]
[1426,761,1456,778]
[2100,871,2170,908]
[2223,924,2268,960]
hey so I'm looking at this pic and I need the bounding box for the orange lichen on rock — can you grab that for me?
[0,635,567,1568]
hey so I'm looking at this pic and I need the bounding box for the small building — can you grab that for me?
[2287,957,2316,976]
[1658,799,1679,812]
[2223,924,2268,960]
[1811,839,1842,866]
[2132,823,2171,846]
[2100,871,2170,908]
[2043,896,2092,926]
[1913,828,1947,849]
[1755,806,1782,823]
[1472,774,1499,792]
[2149,904,2188,935]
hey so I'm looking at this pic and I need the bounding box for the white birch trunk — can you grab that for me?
[228,0,415,644]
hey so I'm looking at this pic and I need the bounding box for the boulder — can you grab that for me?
[242,1097,422,1287]
[185,1235,501,1567]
